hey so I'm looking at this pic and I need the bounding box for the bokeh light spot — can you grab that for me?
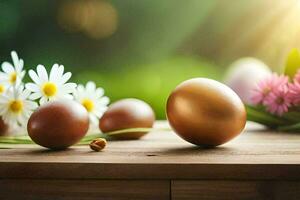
[57,0,118,39]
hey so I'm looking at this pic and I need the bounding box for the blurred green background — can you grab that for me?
[1,0,300,118]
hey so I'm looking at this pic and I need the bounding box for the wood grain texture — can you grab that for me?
[0,180,169,200]
[0,122,300,180]
[172,180,300,200]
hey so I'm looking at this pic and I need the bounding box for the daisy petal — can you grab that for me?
[29,70,41,84]
[61,83,77,93]
[15,70,26,86]
[17,59,24,72]
[0,72,8,81]
[93,109,106,118]
[17,114,26,126]
[2,62,15,74]
[11,51,19,69]
[29,92,43,100]
[89,114,99,126]
[26,83,40,92]
[0,106,8,115]
[24,100,38,110]
[73,84,84,99]
[20,89,31,100]
[96,87,104,95]
[0,97,9,103]
[57,94,74,100]
[98,96,110,105]
[49,64,59,82]
[59,72,72,84]
[57,65,65,78]
[86,81,96,92]
[77,84,85,93]
[64,94,74,99]
[17,84,24,93]
[39,96,48,105]
[37,65,48,82]
[19,70,26,80]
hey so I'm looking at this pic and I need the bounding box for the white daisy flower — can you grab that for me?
[0,84,6,95]
[0,85,38,127]
[73,81,109,127]
[26,64,77,105]
[0,51,26,87]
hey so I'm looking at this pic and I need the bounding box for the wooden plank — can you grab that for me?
[1,122,300,180]
[172,180,300,200]
[0,180,169,200]
[2,123,300,165]
[1,162,300,180]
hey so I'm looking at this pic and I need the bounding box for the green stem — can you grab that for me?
[246,105,289,127]
[0,127,172,145]
[105,127,171,135]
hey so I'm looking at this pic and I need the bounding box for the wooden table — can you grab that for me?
[1,121,300,200]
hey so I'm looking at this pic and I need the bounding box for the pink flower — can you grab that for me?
[251,73,288,105]
[289,81,300,105]
[263,85,291,116]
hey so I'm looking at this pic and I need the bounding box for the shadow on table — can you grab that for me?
[157,145,233,156]
[28,148,76,154]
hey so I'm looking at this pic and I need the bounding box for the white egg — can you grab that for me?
[224,58,272,104]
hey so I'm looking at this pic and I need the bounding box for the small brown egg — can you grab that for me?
[0,117,8,136]
[27,100,89,150]
[166,78,246,147]
[99,98,155,140]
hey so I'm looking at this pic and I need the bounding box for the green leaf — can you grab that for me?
[284,48,300,78]
[278,122,300,132]
[0,127,172,145]
[246,105,289,127]
[281,111,300,123]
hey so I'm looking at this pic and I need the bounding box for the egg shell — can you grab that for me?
[166,78,246,147]
[224,57,271,104]
[27,100,89,150]
[99,98,155,140]
[0,117,8,136]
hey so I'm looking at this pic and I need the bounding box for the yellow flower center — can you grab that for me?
[263,88,271,96]
[0,85,5,94]
[81,98,94,112]
[9,72,17,84]
[9,100,23,113]
[42,82,57,97]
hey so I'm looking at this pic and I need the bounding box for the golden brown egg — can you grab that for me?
[99,98,155,140]
[166,78,246,147]
[27,100,89,150]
